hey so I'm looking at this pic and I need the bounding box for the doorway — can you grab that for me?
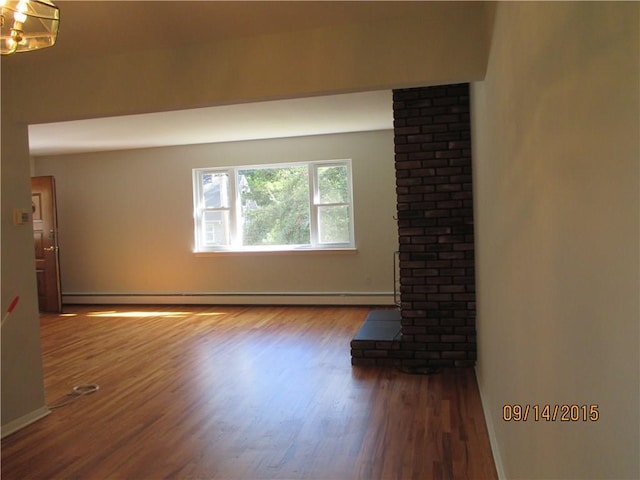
[31,176,62,313]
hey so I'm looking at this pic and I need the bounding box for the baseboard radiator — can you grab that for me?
[63,292,395,306]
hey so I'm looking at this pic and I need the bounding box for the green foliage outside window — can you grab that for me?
[240,166,310,246]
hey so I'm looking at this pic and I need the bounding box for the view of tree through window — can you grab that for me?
[193,160,354,251]
[239,166,310,246]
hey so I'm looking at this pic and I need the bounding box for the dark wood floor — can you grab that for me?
[1,305,497,480]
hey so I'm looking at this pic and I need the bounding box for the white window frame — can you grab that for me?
[193,159,355,253]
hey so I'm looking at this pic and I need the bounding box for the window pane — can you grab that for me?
[318,205,350,243]
[203,210,229,246]
[202,172,229,208]
[318,165,348,204]
[238,166,310,246]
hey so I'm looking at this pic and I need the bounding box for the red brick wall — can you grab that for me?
[395,83,476,367]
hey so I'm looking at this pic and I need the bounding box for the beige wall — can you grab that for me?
[472,2,639,479]
[1,103,49,433]
[33,131,397,303]
[1,2,491,431]
[6,2,489,124]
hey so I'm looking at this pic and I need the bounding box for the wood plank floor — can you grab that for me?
[1,305,497,480]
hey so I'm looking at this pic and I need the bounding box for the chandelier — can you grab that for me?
[1,0,59,55]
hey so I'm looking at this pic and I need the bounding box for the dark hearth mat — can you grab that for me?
[352,309,402,341]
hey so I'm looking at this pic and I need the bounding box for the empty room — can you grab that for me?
[2,2,638,479]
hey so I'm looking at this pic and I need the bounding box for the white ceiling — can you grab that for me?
[28,90,393,156]
[24,1,442,156]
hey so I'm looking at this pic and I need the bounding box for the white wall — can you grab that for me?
[472,2,639,479]
[33,131,397,304]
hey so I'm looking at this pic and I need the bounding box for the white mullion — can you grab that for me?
[309,164,319,246]
[228,168,240,248]
[195,169,210,251]
[345,160,355,247]
[193,170,203,251]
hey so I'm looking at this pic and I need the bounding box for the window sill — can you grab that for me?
[194,247,357,257]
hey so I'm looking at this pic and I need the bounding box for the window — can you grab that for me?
[193,160,355,252]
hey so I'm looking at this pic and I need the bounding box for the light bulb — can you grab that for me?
[13,11,25,23]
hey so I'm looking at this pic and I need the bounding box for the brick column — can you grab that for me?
[394,83,476,368]
[351,83,476,368]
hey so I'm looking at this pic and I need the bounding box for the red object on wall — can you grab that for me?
[8,296,20,313]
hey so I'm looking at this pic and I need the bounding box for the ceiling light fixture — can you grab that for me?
[0,0,59,55]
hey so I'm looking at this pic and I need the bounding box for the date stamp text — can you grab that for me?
[502,404,599,422]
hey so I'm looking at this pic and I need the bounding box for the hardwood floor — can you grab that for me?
[1,305,497,480]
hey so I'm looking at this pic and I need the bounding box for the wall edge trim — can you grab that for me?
[1,406,51,439]
[475,366,506,480]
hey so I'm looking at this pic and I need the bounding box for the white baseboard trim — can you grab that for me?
[1,406,51,439]
[63,292,396,306]
[475,366,506,480]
